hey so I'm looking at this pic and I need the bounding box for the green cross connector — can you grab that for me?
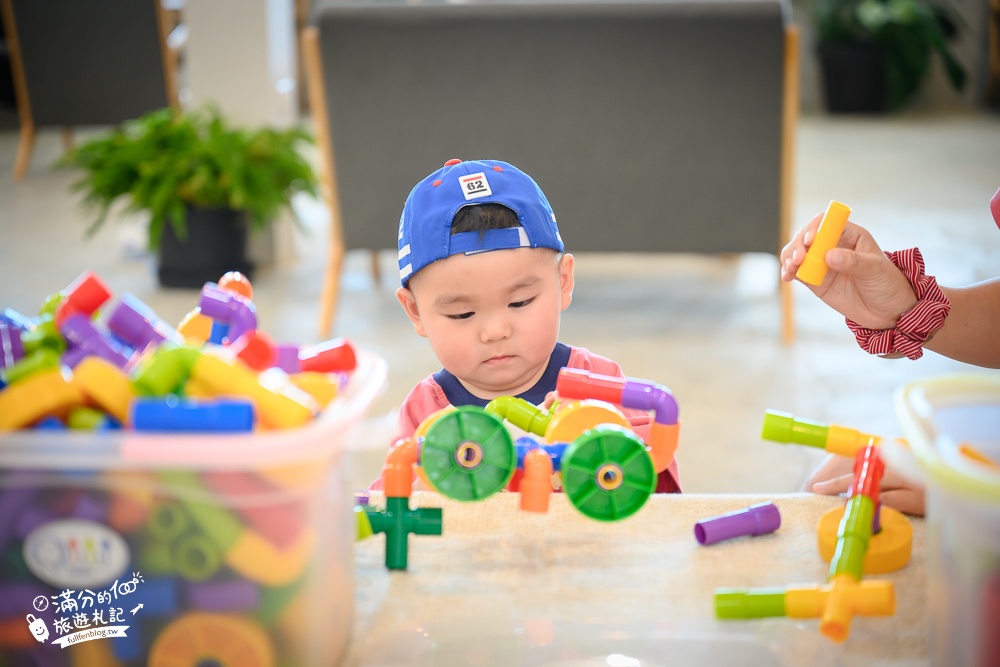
[356,496,442,570]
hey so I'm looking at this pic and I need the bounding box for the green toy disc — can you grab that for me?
[420,407,516,501]
[561,425,656,521]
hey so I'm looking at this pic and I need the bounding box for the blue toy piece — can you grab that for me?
[131,397,255,432]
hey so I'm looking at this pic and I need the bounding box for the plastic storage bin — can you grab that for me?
[894,374,1000,667]
[0,350,386,667]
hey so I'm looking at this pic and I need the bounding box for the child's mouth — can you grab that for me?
[486,355,513,365]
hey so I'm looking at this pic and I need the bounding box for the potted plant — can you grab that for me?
[56,106,319,288]
[808,0,967,113]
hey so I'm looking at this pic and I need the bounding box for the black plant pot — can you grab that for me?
[818,42,888,114]
[157,207,255,289]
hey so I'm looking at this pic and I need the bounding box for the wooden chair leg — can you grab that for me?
[779,25,800,345]
[369,250,380,284]
[61,127,74,153]
[318,241,344,339]
[13,122,35,182]
[780,277,795,344]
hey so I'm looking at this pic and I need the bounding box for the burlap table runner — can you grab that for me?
[345,493,927,666]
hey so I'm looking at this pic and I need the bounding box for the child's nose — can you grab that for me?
[480,312,512,342]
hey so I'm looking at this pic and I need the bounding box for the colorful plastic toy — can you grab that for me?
[0,270,370,665]
[53,270,111,326]
[715,411,914,643]
[131,396,255,433]
[358,367,680,569]
[60,313,131,369]
[199,282,258,344]
[761,410,913,573]
[355,439,444,570]
[796,200,851,286]
[694,501,780,546]
[106,294,183,352]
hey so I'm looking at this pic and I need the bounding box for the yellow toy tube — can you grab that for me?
[797,200,851,286]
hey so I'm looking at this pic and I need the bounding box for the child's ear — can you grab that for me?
[396,286,428,337]
[558,253,575,310]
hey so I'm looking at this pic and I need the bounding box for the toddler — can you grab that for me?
[370,158,682,493]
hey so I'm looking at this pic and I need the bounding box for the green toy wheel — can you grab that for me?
[420,406,516,501]
[561,425,656,521]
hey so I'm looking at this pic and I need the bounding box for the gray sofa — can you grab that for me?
[305,0,798,337]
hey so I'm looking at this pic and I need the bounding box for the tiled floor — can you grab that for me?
[1,110,998,493]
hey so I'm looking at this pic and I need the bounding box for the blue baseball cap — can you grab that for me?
[397,159,564,286]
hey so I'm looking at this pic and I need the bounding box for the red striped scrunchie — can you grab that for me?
[846,248,951,360]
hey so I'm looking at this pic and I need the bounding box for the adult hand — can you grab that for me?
[780,215,917,330]
[802,453,926,516]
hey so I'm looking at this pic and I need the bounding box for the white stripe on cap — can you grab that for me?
[400,263,413,282]
[398,244,410,261]
[517,227,529,246]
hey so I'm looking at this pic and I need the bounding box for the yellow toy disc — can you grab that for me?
[817,505,913,574]
[413,407,455,490]
[544,400,629,443]
[148,613,274,667]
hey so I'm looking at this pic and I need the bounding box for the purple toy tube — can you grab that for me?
[184,579,260,612]
[106,294,181,352]
[60,314,130,369]
[694,501,781,546]
[0,582,50,617]
[9,647,68,667]
[0,323,24,370]
[199,283,258,343]
[274,343,301,373]
[0,485,37,554]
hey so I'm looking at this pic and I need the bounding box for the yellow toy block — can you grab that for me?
[0,367,83,430]
[288,371,340,407]
[190,353,319,429]
[177,307,213,344]
[71,355,135,425]
[225,528,316,587]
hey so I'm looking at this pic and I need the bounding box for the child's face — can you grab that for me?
[397,248,574,400]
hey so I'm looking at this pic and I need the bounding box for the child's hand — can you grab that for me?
[802,453,926,516]
[780,215,918,330]
[542,391,559,410]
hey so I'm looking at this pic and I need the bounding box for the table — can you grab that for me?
[345,493,928,667]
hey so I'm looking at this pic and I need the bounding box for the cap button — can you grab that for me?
[443,158,462,166]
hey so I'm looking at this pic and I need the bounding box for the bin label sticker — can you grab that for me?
[22,571,145,649]
[23,518,130,589]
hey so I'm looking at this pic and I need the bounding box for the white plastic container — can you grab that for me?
[0,350,386,666]
[894,374,1000,667]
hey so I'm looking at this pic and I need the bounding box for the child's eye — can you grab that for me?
[509,297,536,309]
[446,311,474,320]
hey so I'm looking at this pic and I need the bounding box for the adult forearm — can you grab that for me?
[925,279,1000,368]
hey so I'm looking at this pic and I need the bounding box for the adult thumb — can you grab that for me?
[825,247,877,279]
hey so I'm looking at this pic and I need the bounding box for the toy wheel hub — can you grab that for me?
[455,441,484,468]
[596,463,624,491]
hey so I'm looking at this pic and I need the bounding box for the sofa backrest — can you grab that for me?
[311,0,792,255]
